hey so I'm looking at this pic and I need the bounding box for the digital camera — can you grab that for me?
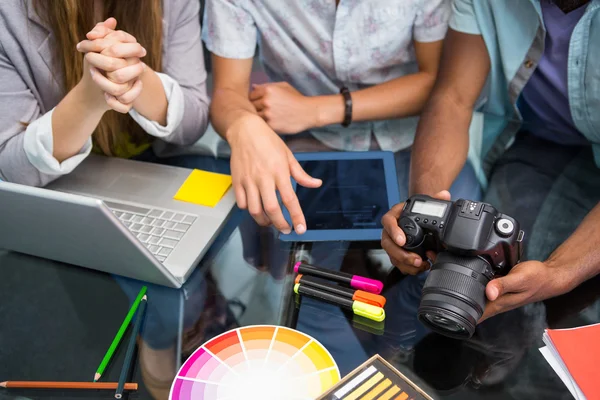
[399,195,524,339]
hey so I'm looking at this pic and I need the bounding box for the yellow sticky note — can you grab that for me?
[173,170,232,207]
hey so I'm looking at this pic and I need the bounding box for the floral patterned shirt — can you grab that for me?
[202,0,451,152]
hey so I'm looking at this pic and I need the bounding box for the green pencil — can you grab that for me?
[115,294,147,399]
[94,286,147,382]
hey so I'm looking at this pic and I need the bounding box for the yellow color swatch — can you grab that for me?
[173,170,232,207]
[361,378,392,400]
[344,372,384,400]
[378,386,401,400]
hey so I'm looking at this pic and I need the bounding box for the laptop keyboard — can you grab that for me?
[104,201,197,263]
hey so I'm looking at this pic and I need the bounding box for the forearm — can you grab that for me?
[407,30,491,197]
[52,83,106,162]
[132,67,168,126]
[211,88,259,142]
[409,92,472,196]
[546,203,600,291]
[315,72,437,127]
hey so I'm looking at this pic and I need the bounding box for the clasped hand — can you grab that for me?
[77,18,146,113]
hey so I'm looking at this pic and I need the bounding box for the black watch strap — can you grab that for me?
[340,86,352,127]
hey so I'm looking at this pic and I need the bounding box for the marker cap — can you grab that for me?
[352,291,386,308]
[350,276,384,294]
[352,301,386,322]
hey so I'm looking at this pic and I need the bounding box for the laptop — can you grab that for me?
[0,155,236,288]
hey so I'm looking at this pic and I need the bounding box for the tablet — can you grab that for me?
[280,151,400,242]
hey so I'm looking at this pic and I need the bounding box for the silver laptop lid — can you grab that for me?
[0,182,181,288]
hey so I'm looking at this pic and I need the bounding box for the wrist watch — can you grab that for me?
[339,86,353,127]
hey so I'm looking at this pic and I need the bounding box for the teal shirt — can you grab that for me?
[450,0,600,187]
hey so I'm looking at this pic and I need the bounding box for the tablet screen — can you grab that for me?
[295,159,389,230]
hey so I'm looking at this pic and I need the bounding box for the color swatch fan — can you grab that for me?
[170,325,340,400]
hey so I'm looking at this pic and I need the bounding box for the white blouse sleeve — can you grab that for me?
[22,108,93,175]
[128,72,185,139]
[22,73,184,177]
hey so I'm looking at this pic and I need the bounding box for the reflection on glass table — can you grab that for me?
[3,220,600,400]
[2,180,600,400]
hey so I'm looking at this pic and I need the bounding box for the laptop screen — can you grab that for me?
[295,159,389,231]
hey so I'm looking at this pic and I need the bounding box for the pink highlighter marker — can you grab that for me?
[293,262,383,294]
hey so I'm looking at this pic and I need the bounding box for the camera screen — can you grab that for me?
[411,200,447,218]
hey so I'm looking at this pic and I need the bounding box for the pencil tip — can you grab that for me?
[0,382,7,388]
[94,373,101,381]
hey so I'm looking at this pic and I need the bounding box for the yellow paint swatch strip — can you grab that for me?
[360,378,392,400]
[377,385,401,400]
[394,393,409,400]
[343,372,384,400]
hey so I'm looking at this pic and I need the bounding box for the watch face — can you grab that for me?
[411,200,447,218]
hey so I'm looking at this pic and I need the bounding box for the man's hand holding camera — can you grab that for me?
[381,190,451,275]
[481,206,600,322]
[479,259,571,322]
[481,205,600,321]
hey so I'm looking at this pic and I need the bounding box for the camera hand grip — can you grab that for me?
[398,216,427,258]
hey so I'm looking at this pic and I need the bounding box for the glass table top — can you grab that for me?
[1,213,599,400]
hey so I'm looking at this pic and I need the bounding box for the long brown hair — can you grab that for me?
[32,0,163,156]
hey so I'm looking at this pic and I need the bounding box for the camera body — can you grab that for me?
[400,195,523,276]
[399,195,524,339]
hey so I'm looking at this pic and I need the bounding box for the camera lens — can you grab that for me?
[417,253,491,339]
[421,314,466,333]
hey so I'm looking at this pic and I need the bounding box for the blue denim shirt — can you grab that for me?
[450,0,600,186]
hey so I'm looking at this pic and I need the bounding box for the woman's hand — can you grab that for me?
[227,114,322,234]
[75,54,111,113]
[249,82,321,134]
[76,19,146,113]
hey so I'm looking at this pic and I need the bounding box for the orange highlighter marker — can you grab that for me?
[295,274,386,308]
